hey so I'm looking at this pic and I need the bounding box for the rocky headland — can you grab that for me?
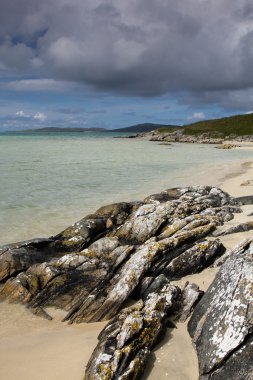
[116,112,253,145]
[0,184,252,379]
[122,129,253,145]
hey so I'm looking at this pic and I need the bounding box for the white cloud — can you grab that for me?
[245,110,253,114]
[34,112,47,121]
[16,110,31,117]
[15,110,47,121]
[188,112,205,120]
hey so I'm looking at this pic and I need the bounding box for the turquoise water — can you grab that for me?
[0,132,252,245]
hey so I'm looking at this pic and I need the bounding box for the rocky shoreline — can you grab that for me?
[0,185,252,379]
[118,129,253,145]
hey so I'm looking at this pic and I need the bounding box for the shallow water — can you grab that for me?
[0,132,252,245]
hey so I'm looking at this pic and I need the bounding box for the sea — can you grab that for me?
[0,131,252,246]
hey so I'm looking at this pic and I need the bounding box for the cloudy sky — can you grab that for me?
[0,0,253,131]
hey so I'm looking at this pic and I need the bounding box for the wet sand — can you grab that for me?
[0,146,252,380]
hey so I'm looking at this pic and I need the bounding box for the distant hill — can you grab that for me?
[16,124,180,134]
[21,127,106,133]
[11,114,253,136]
[111,123,180,133]
[183,113,253,137]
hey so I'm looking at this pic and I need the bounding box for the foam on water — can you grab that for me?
[0,132,251,245]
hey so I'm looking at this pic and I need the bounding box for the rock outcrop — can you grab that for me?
[129,128,253,145]
[235,195,253,205]
[212,221,253,236]
[0,186,235,323]
[85,279,202,380]
[1,186,252,379]
[216,143,240,149]
[188,238,253,380]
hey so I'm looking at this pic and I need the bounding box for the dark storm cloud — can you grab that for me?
[179,88,253,112]
[0,0,253,106]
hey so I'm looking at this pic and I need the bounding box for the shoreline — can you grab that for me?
[0,155,252,380]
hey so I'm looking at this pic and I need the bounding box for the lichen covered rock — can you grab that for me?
[0,186,237,322]
[0,186,250,380]
[188,238,253,379]
[84,282,180,380]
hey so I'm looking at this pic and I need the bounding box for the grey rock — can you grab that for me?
[214,237,253,267]
[174,282,204,322]
[162,239,225,279]
[84,283,180,380]
[113,202,173,244]
[213,221,253,236]
[0,238,54,281]
[235,195,253,205]
[1,185,249,379]
[0,186,237,322]
[188,239,253,379]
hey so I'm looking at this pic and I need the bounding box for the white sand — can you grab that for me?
[0,145,252,380]
[0,304,107,380]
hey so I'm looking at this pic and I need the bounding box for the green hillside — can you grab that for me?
[183,113,253,137]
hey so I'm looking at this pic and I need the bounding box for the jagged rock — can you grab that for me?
[173,282,204,322]
[235,195,253,205]
[84,279,204,380]
[141,274,169,298]
[1,185,252,380]
[145,238,224,280]
[84,283,180,380]
[0,238,54,281]
[51,217,107,251]
[161,239,225,279]
[51,201,139,251]
[214,237,253,267]
[143,188,182,203]
[0,186,238,323]
[0,237,134,315]
[65,238,165,323]
[188,238,253,379]
[64,225,222,324]
[0,202,137,282]
[212,221,253,236]
[112,202,174,244]
[216,143,240,149]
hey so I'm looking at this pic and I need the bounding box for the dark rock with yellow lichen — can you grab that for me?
[50,201,141,251]
[212,220,253,236]
[84,279,204,380]
[84,282,179,380]
[0,186,239,322]
[0,238,54,282]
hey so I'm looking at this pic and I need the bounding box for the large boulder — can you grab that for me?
[188,238,253,379]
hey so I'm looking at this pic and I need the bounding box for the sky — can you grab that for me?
[0,0,253,131]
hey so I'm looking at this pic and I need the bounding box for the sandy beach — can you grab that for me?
[0,145,252,380]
